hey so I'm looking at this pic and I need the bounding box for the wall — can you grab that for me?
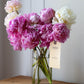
[0,0,6,79]
[0,0,84,83]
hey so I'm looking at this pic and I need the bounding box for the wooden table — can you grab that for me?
[0,76,76,84]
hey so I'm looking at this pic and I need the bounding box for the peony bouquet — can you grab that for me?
[4,0,76,84]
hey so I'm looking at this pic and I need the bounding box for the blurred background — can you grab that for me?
[0,0,84,84]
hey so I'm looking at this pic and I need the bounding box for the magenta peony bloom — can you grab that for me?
[7,28,22,50]
[7,15,40,50]
[8,16,28,34]
[21,29,40,49]
[39,24,53,48]
[6,15,27,50]
[24,13,40,24]
[52,23,70,43]
[10,34,22,50]
[40,8,55,23]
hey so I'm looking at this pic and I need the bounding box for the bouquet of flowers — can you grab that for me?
[4,0,76,84]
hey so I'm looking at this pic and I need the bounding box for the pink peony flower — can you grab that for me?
[10,33,22,50]
[8,15,30,34]
[39,24,53,48]
[40,8,55,23]
[52,23,70,43]
[7,15,40,50]
[4,0,22,13]
[24,13,40,24]
[21,29,40,49]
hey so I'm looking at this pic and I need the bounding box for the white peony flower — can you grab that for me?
[52,7,76,29]
[4,0,22,13]
[4,12,18,27]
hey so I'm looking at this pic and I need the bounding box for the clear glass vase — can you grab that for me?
[32,47,52,84]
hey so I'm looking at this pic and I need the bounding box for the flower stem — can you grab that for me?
[37,66,40,84]
[32,65,37,84]
[32,47,52,84]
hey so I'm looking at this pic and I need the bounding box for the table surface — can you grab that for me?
[0,76,76,84]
